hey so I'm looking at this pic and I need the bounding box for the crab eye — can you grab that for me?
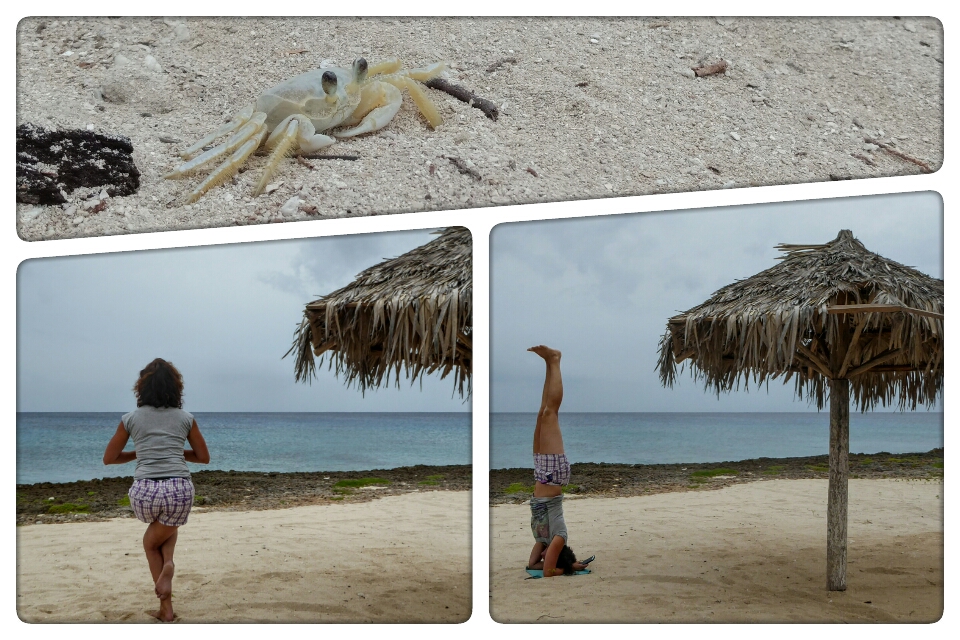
[321,71,338,95]
[353,57,368,81]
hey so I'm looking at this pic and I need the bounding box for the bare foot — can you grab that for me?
[528,345,561,361]
[148,606,176,622]
[155,561,174,600]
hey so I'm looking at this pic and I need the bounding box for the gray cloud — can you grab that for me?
[492,193,942,413]
[18,229,470,413]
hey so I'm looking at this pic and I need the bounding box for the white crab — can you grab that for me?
[165,58,446,203]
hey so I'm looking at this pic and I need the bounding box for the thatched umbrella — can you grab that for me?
[288,226,472,397]
[657,229,943,591]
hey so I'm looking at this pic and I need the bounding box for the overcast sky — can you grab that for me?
[491,192,943,413]
[18,228,471,412]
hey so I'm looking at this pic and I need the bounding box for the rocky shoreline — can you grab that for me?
[16,450,944,524]
[490,449,943,504]
[17,464,471,525]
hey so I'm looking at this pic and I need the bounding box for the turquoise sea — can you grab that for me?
[17,412,471,484]
[490,412,943,469]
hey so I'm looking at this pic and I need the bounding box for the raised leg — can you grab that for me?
[529,346,564,455]
[142,521,179,622]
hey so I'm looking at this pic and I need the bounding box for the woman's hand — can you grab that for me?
[103,422,136,465]
[184,420,210,464]
[526,542,546,570]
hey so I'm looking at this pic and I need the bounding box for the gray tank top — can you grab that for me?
[121,406,194,480]
[530,495,568,543]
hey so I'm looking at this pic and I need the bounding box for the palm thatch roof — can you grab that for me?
[658,229,943,410]
[288,227,472,396]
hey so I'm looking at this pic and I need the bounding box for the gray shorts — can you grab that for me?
[530,495,568,544]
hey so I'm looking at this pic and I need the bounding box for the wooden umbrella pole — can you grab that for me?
[827,377,850,591]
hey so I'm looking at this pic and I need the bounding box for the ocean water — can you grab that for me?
[491,412,943,469]
[17,412,471,485]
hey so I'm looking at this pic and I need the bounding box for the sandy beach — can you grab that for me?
[16,17,942,240]
[490,479,942,623]
[17,490,471,623]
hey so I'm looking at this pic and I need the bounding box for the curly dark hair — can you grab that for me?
[556,545,578,575]
[134,358,184,408]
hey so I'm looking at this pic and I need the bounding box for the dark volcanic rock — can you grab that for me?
[490,448,944,504]
[17,464,471,524]
[16,124,140,205]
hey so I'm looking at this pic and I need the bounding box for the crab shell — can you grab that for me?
[255,65,365,133]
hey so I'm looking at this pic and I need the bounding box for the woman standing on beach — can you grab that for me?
[103,358,210,622]
[526,346,592,577]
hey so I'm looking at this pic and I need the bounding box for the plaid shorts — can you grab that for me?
[533,453,571,486]
[128,477,194,527]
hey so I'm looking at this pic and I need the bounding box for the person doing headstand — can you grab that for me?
[526,346,593,577]
[103,358,210,622]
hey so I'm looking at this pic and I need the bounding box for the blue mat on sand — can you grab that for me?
[525,569,591,579]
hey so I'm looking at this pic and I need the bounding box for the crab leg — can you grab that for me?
[180,105,255,160]
[186,126,268,203]
[377,74,443,129]
[254,116,336,196]
[368,59,403,76]
[398,77,443,129]
[165,112,268,179]
[405,62,447,82]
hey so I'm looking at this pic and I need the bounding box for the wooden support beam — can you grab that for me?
[674,349,696,364]
[312,340,337,357]
[797,343,833,378]
[870,363,935,372]
[827,304,943,321]
[838,317,868,378]
[845,348,906,378]
[827,378,850,591]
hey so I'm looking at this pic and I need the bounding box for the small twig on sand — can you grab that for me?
[486,57,517,73]
[297,154,360,161]
[425,78,500,121]
[296,156,315,170]
[445,156,483,181]
[863,137,934,173]
[851,153,876,167]
[692,60,728,77]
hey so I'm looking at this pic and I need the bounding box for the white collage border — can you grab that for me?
[5,4,955,637]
